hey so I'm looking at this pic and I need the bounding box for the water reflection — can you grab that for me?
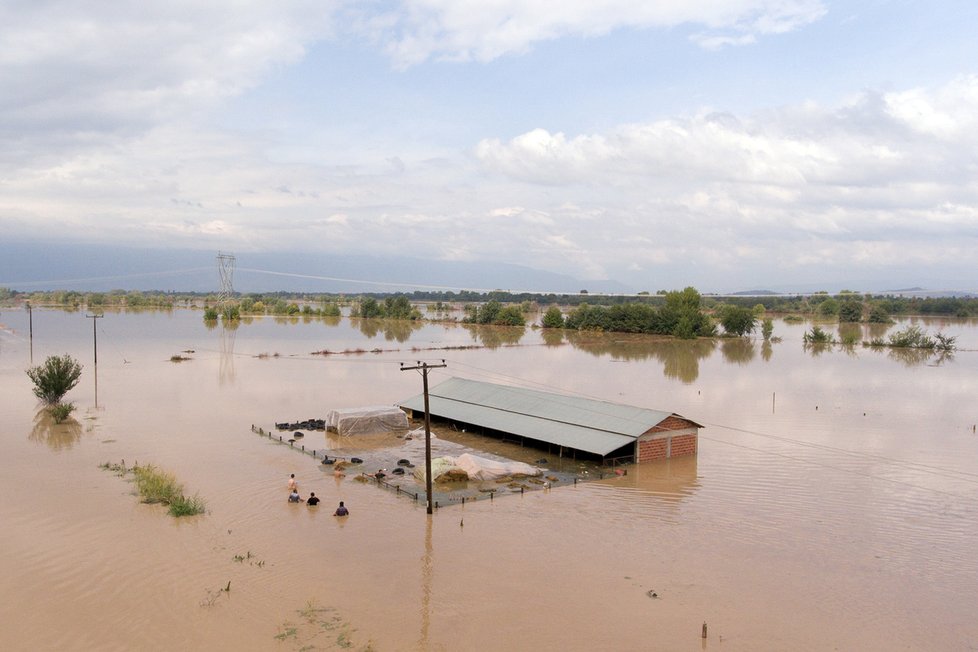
[541,329,564,347]
[355,318,424,343]
[220,325,237,385]
[803,342,832,358]
[461,324,525,348]
[719,338,755,365]
[882,347,954,367]
[566,333,715,383]
[418,516,433,650]
[29,408,83,450]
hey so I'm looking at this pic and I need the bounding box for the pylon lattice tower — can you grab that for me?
[216,252,236,305]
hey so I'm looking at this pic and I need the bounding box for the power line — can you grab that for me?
[0,267,212,288]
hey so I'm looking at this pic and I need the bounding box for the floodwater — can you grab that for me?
[1,308,976,651]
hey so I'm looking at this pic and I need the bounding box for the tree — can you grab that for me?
[838,301,862,323]
[494,306,526,326]
[867,304,891,324]
[27,354,83,404]
[816,298,839,317]
[720,305,757,337]
[761,318,774,340]
[541,306,564,328]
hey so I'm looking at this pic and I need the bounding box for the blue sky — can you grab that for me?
[2,1,977,292]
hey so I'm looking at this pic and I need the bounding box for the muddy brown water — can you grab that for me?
[1,308,976,650]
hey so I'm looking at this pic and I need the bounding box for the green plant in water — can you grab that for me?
[933,332,957,351]
[803,325,835,344]
[132,464,182,504]
[101,461,205,517]
[49,401,75,423]
[26,354,83,404]
[887,325,934,349]
[168,493,207,517]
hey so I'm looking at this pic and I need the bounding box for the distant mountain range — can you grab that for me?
[0,241,633,295]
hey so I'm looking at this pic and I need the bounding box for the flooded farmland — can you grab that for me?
[1,307,976,651]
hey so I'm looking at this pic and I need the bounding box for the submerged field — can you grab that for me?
[1,307,976,650]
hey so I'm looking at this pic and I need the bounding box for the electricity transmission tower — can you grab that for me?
[216,251,237,385]
[216,251,236,305]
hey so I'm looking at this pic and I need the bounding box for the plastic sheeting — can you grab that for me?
[326,406,409,436]
[414,454,542,482]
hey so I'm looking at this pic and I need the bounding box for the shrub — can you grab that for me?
[203,307,218,321]
[719,305,757,336]
[803,326,834,344]
[839,301,863,323]
[761,318,774,340]
[49,402,75,423]
[26,354,83,404]
[541,305,565,328]
[888,326,934,349]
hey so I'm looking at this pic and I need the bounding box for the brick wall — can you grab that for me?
[636,433,698,461]
[638,438,668,462]
[650,415,699,432]
[669,434,697,457]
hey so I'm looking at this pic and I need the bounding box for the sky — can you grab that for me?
[1,0,977,293]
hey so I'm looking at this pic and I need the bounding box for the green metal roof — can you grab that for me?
[397,377,685,457]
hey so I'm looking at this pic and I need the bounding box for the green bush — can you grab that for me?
[26,354,83,404]
[803,326,834,344]
[49,402,75,423]
[887,326,933,349]
[541,305,565,328]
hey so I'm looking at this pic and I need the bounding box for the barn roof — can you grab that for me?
[397,377,694,457]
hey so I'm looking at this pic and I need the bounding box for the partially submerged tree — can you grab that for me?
[839,301,863,323]
[541,305,565,328]
[719,305,757,337]
[27,354,83,404]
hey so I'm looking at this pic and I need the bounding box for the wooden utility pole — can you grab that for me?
[400,360,446,514]
[87,313,103,406]
[26,301,33,363]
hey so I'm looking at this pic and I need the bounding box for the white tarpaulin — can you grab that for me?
[326,406,409,436]
[454,453,541,480]
[414,453,542,482]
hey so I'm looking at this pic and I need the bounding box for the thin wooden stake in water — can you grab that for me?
[702,622,707,638]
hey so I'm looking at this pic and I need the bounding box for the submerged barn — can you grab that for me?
[397,377,700,464]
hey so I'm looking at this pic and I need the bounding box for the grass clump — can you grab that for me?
[100,461,206,517]
[168,493,207,517]
[132,464,182,504]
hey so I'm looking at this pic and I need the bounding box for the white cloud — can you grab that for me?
[0,0,337,165]
[365,0,827,66]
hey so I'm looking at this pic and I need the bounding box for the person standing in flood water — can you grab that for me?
[334,501,348,516]
[288,473,297,492]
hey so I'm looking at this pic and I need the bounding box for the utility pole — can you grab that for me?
[400,360,446,515]
[87,313,103,406]
[26,301,33,363]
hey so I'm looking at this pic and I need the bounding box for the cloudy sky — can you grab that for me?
[2,0,977,292]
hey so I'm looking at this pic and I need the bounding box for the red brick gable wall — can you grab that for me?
[649,415,698,432]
